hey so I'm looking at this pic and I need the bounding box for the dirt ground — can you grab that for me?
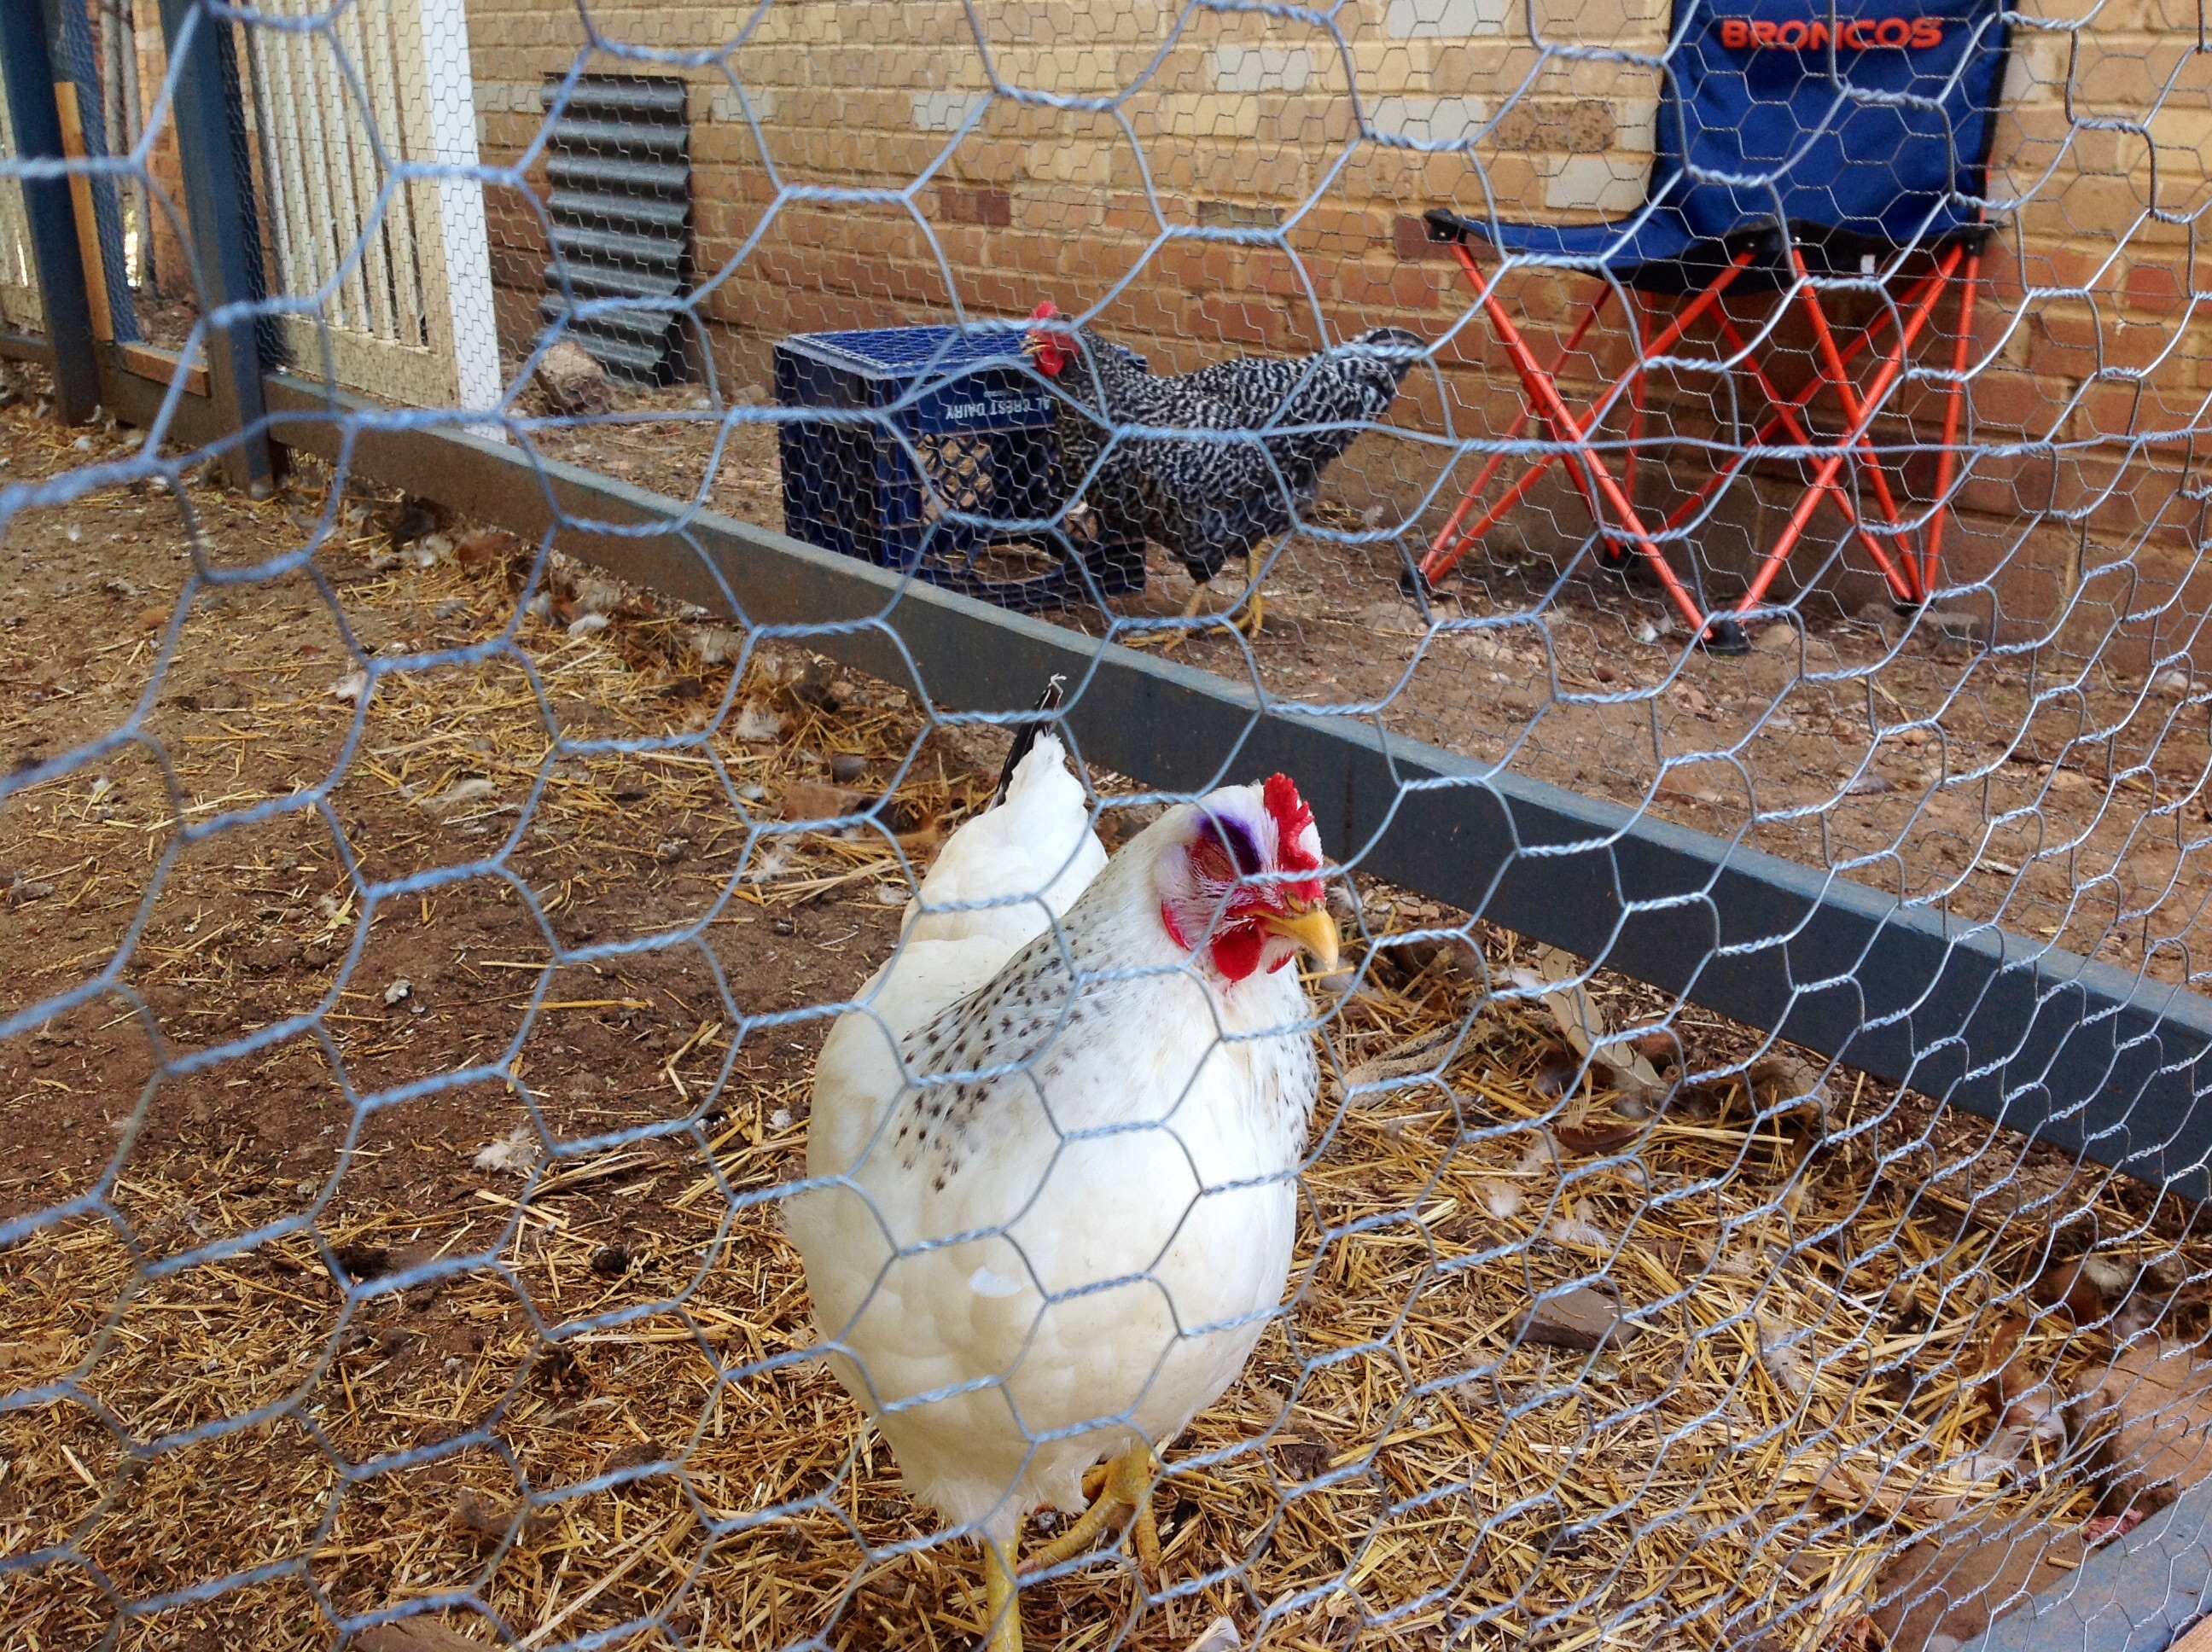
[521,371,2211,992]
[1,368,2207,1652]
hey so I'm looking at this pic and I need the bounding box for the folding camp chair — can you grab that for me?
[1419,0,2011,652]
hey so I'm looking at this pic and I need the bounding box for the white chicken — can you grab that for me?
[785,703,1337,1651]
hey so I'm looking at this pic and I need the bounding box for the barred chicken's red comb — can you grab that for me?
[1262,774,1318,871]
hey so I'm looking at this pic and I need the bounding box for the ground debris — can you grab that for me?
[535,339,614,416]
[356,1618,498,1652]
[2075,1336,2212,1518]
[1515,1285,1637,1351]
[1871,1514,2087,1652]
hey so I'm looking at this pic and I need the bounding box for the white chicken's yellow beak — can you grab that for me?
[1262,903,1340,973]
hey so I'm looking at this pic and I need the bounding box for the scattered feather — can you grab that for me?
[1758,1318,1814,1399]
[572,574,621,614]
[421,777,496,816]
[473,1122,539,1177]
[692,625,744,665]
[1480,1179,1522,1220]
[1548,1203,1611,1249]
[732,703,783,741]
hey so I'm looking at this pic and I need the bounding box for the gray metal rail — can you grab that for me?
[253,376,2212,1201]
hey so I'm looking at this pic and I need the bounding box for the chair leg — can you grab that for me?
[1732,245,1967,616]
[1422,287,1617,585]
[1431,241,1756,649]
[1712,311,1916,594]
[1788,247,1959,606]
[1603,288,1652,570]
[1473,280,1724,643]
[1921,247,1982,602]
[1424,245,1750,568]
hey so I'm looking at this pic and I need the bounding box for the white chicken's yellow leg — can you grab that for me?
[982,1534,1022,1652]
[1022,1445,1162,1575]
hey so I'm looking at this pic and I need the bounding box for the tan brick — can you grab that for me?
[1528,0,1669,45]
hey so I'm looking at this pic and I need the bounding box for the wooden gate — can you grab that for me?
[241,0,498,411]
[0,65,46,336]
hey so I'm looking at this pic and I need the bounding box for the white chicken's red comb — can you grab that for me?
[1263,774,1319,873]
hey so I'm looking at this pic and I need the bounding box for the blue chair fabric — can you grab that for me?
[1427,0,2011,288]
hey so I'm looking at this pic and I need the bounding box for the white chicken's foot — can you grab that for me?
[1021,1444,1162,1577]
[982,1533,1023,1652]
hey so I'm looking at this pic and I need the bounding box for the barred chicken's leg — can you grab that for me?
[982,1534,1023,1652]
[1240,544,1267,637]
[1170,551,1264,642]
[1153,580,1220,651]
[1022,1445,1161,1574]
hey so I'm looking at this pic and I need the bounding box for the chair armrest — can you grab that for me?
[1423,207,1479,246]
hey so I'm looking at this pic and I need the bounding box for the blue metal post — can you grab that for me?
[0,3,102,422]
[154,0,275,493]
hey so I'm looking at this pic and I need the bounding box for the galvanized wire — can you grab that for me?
[4,3,2212,1650]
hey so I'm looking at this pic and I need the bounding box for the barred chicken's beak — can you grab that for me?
[1263,903,1340,972]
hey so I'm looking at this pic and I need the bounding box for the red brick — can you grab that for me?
[1391,265,1445,312]
[1337,260,1401,307]
[934,186,1012,228]
[1981,241,2106,306]
[1958,368,2073,442]
[967,272,1028,313]
[2073,374,2203,444]
[1394,214,1458,262]
[2123,261,2187,316]
[2027,307,2188,378]
[991,230,1061,276]
[1193,295,1286,349]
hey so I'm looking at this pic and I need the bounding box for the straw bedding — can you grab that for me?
[0,420,2197,1652]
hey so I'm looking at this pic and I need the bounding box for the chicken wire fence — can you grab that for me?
[3,1,2212,1649]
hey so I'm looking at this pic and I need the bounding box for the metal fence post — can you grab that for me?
[155,0,274,494]
[0,3,102,422]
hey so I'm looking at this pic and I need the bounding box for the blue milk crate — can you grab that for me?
[774,324,1147,612]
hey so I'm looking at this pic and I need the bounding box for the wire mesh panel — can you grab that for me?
[6,3,2212,1651]
[237,0,500,407]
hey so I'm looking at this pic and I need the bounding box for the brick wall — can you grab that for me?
[457,0,2209,658]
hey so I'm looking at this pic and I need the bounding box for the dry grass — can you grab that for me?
[0,440,2200,1652]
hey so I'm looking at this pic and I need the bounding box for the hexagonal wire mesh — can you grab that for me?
[3,0,2212,1648]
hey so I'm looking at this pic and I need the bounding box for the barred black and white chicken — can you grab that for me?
[1025,302,1423,636]
[787,689,1339,1650]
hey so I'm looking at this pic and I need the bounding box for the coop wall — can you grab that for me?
[457,0,2208,663]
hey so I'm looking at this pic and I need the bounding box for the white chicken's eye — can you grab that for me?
[1190,835,1240,887]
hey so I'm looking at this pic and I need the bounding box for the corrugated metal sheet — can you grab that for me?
[538,75,690,381]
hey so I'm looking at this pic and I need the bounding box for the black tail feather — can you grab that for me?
[994,675,1068,804]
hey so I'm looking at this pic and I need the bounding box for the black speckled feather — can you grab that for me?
[1047,329,1422,587]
